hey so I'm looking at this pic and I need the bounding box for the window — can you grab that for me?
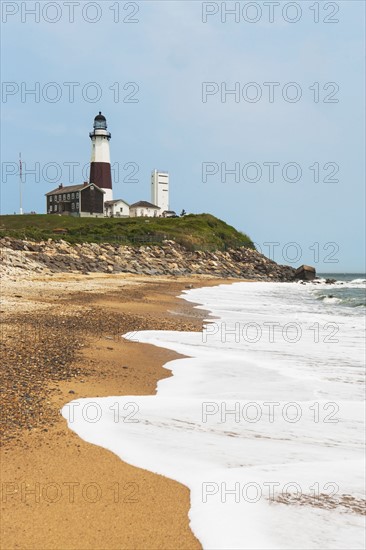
[76,202,79,208]
[67,194,70,200]
[71,203,75,210]
[71,193,74,199]
[120,207,123,212]
[63,194,66,200]
[50,196,53,202]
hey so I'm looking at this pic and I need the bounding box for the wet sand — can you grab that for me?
[0,273,235,549]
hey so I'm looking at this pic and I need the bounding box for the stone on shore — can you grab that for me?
[295,264,316,281]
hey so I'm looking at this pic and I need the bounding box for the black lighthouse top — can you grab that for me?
[90,111,111,140]
[93,111,107,130]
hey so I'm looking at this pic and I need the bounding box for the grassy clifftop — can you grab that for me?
[0,213,254,251]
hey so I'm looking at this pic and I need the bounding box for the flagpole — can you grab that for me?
[19,153,23,215]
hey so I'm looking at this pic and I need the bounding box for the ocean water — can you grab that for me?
[62,277,365,550]
[316,273,366,309]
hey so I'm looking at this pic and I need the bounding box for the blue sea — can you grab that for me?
[316,273,366,309]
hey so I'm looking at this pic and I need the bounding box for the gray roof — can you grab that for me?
[130,201,160,209]
[45,183,104,196]
[104,199,130,206]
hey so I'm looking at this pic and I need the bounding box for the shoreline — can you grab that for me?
[1,273,238,550]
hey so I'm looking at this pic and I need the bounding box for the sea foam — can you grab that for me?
[62,282,365,550]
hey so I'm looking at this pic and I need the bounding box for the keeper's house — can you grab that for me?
[104,199,130,218]
[45,183,105,217]
[129,201,160,218]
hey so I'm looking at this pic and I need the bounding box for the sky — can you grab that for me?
[1,0,365,272]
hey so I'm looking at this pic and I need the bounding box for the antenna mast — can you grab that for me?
[19,153,23,215]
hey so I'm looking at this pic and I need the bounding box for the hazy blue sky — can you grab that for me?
[1,1,365,271]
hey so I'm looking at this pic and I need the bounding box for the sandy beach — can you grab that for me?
[1,272,235,550]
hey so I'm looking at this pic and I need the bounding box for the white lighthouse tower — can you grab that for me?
[89,112,113,202]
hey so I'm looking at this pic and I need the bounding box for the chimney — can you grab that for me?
[58,184,63,189]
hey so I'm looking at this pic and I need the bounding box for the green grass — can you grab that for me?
[0,213,255,251]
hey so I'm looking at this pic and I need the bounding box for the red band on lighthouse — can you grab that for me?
[90,163,112,189]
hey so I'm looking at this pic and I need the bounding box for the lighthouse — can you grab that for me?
[89,112,113,202]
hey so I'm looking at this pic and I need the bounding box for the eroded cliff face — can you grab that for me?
[0,237,296,281]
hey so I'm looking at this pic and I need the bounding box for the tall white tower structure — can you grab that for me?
[151,169,169,213]
[89,112,113,202]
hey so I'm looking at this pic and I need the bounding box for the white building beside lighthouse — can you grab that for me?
[151,169,169,213]
[89,112,113,203]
